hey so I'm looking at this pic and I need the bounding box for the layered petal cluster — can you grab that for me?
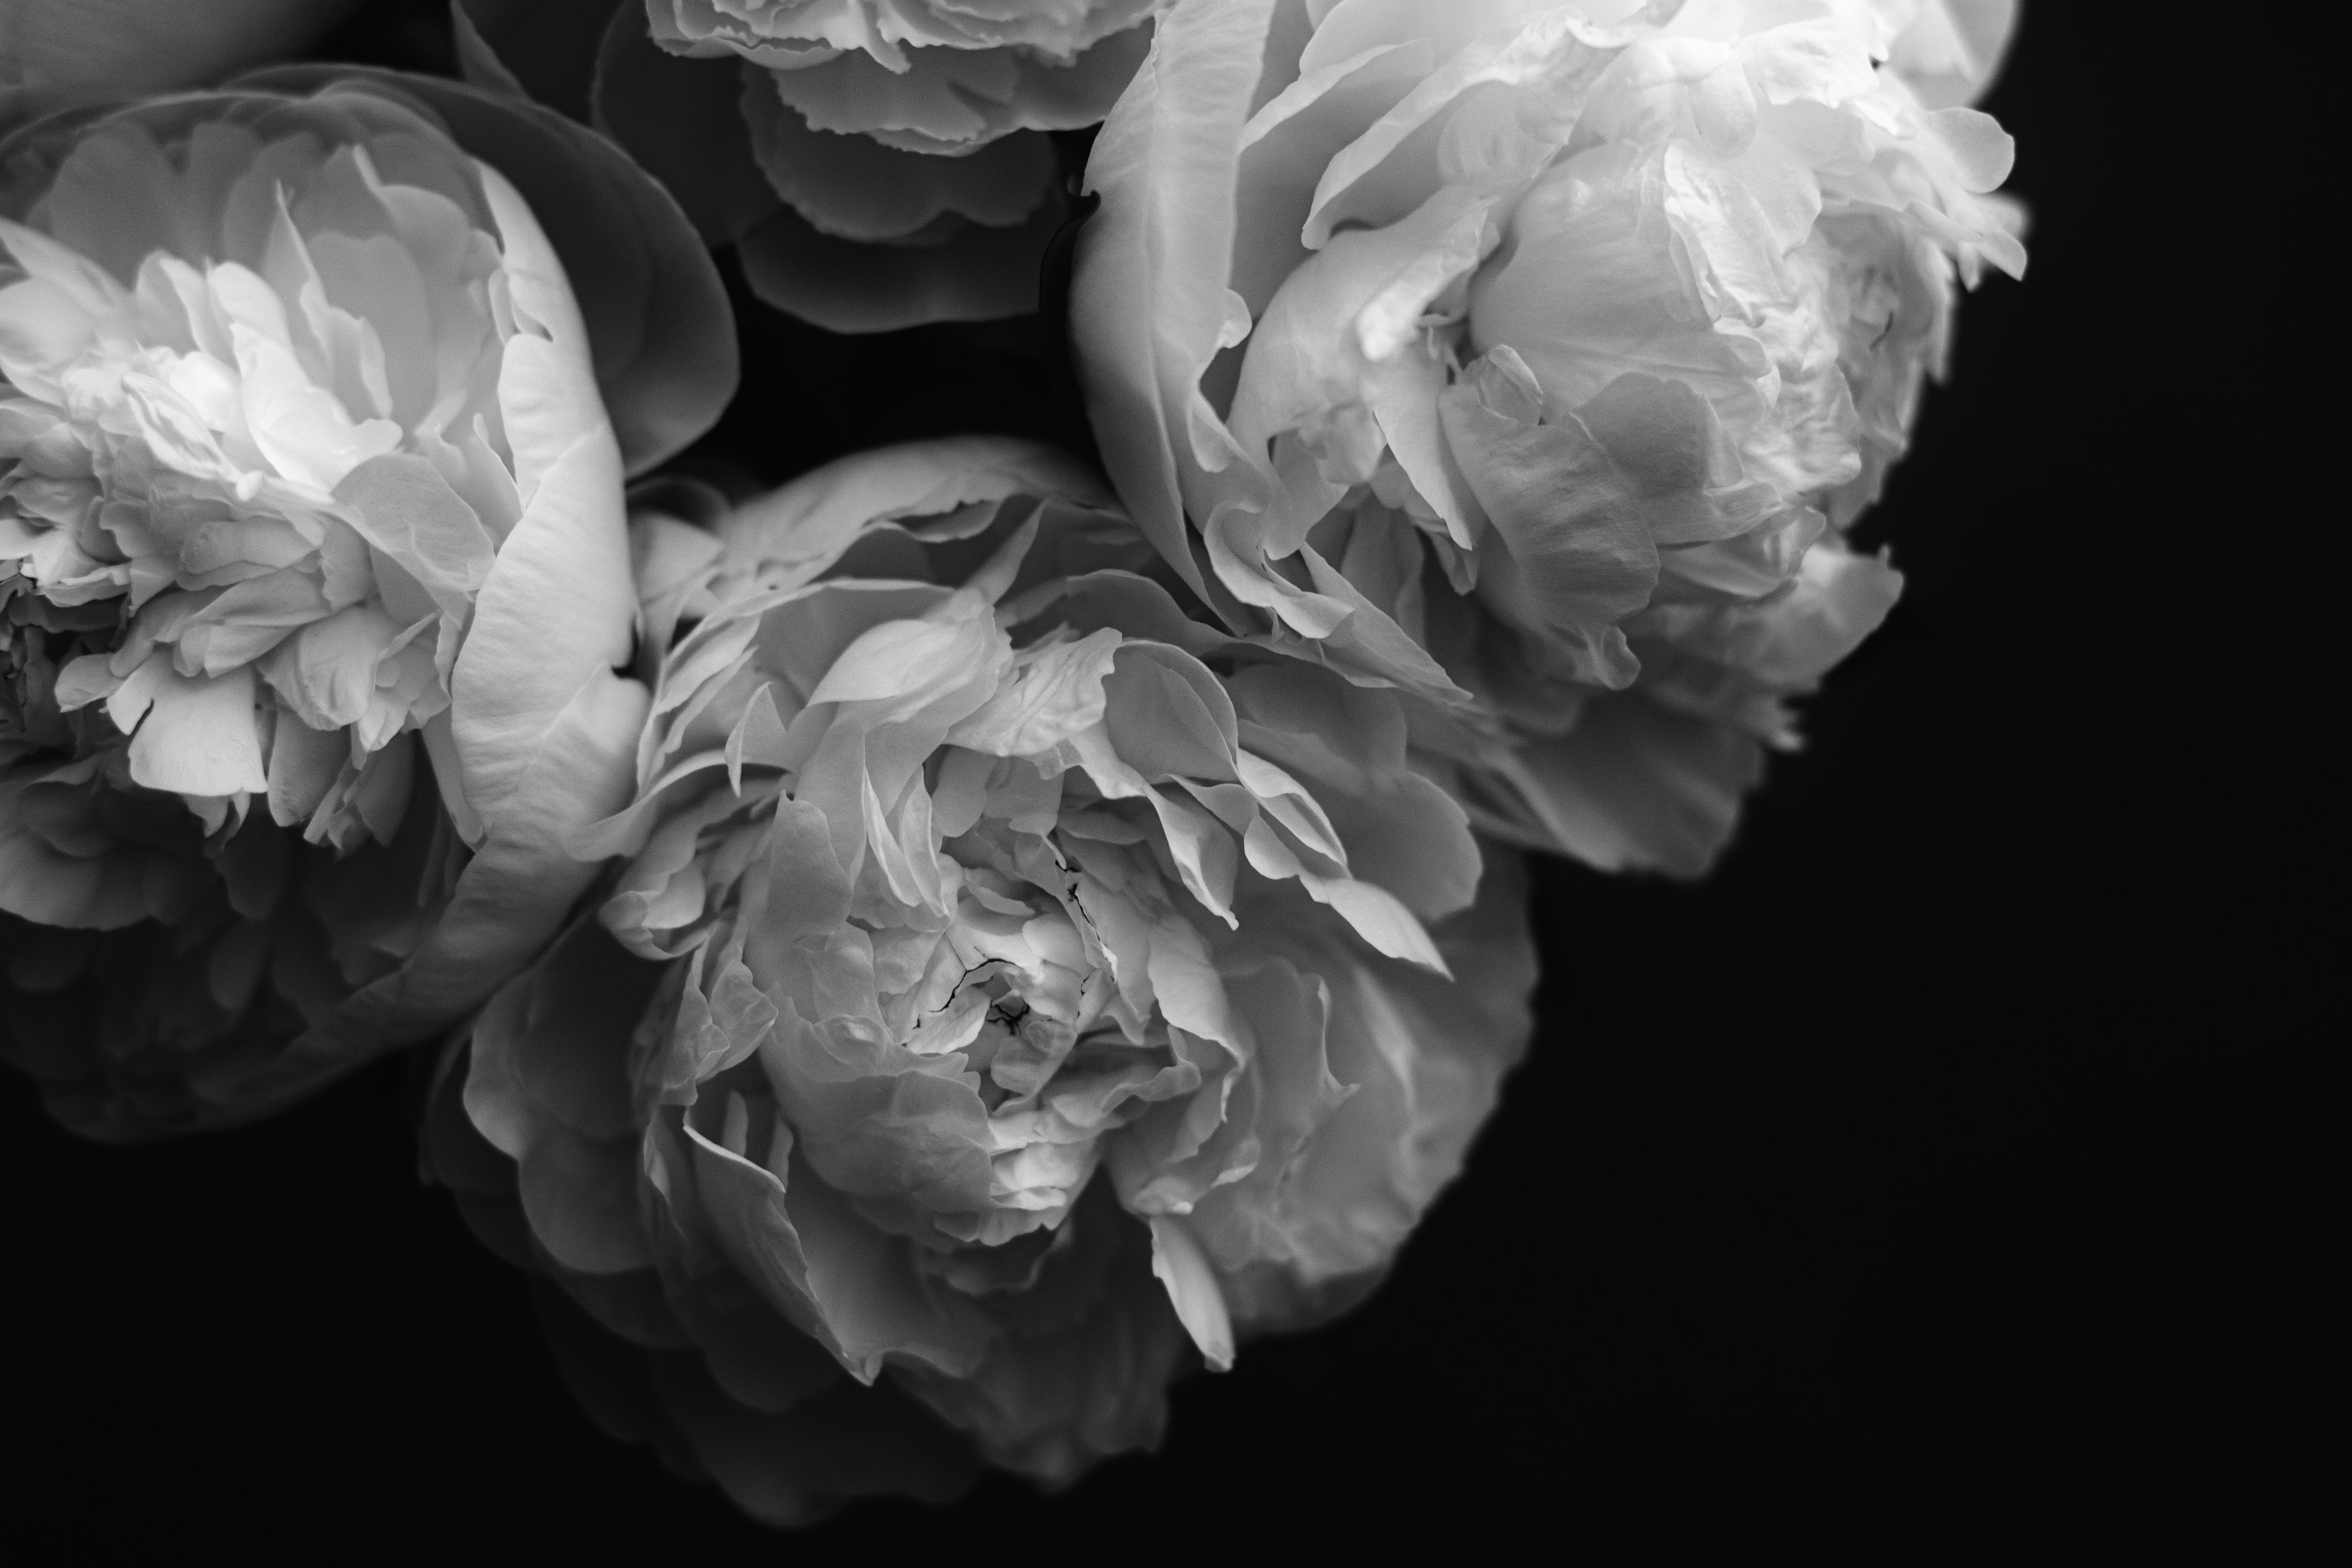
[458,0,1169,331]
[445,439,1533,1513]
[0,74,733,1136]
[1075,0,2024,873]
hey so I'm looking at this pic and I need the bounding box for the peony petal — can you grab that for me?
[232,324,402,494]
[1887,0,2019,109]
[736,198,1058,333]
[266,707,345,826]
[718,435,1112,582]
[590,17,781,246]
[257,603,402,731]
[1208,852,1532,1327]
[1294,869,1446,973]
[1300,4,1623,247]
[1227,662,1482,919]
[686,1110,995,1382]
[451,418,634,828]
[0,279,96,403]
[1439,367,1659,687]
[116,662,269,799]
[236,66,737,474]
[521,1121,654,1273]
[1098,643,1241,782]
[1231,37,1433,317]
[895,1183,1186,1482]
[802,611,995,709]
[0,776,152,930]
[333,452,498,608]
[740,70,1057,241]
[450,0,627,122]
[1076,0,1283,598]
[1147,1213,1234,1370]
[1504,695,1765,878]
[0,216,130,316]
[767,26,1152,148]
[944,628,1124,757]
[477,163,606,507]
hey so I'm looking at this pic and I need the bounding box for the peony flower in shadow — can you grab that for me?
[0,70,734,1136]
[456,0,1167,332]
[1074,0,2024,876]
[434,438,1534,1520]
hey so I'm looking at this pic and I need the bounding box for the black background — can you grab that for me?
[2,4,2326,1557]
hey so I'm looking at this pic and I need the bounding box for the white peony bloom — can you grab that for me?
[1074,0,2024,874]
[439,439,1534,1515]
[0,72,734,1135]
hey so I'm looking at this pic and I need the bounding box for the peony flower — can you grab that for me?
[0,70,734,1136]
[1074,0,2024,875]
[443,438,1534,1517]
[456,0,1170,332]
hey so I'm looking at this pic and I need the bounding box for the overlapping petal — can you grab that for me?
[459,0,1170,330]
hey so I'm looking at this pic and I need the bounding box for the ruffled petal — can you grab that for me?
[740,70,1056,241]
[736,197,1060,333]
[1075,0,1283,598]
[590,16,782,245]
[235,66,737,475]
[450,421,635,831]
[761,23,1153,150]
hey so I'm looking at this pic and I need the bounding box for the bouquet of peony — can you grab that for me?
[0,0,2021,1526]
